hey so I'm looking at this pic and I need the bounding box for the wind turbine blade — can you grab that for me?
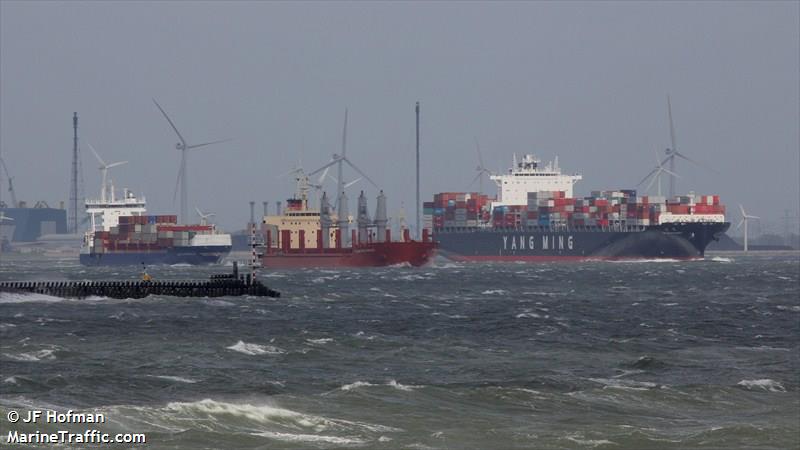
[636,167,659,187]
[645,171,659,192]
[152,98,187,147]
[343,158,378,188]
[736,219,744,230]
[318,166,330,184]
[747,215,761,220]
[195,206,203,217]
[668,95,677,153]
[475,137,485,168]
[87,143,106,167]
[672,150,718,173]
[467,171,483,189]
[661,167,681,178]
[186,138,232,150]
[341,108,348,158]
[344,178,362,189]
[739,204,746,217]
[106,161,128,169]
[308,159,339,177]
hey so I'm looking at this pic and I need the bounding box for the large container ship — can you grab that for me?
[258,173,436,268]
[428,154,730,261]
[79,181,231,266]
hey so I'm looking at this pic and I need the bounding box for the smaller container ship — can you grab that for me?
[80,180,231,266]
[259,174,436,268]
[428,154,730,261]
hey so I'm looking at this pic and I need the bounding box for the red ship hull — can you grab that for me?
[261,241,437,268]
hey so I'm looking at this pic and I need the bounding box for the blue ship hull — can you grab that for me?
[79,245,231,266]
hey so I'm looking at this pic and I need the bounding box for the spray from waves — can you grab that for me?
[710,256,734,263]
[606,258,685,264]
[736,379,787,392]
[482,289,508,295]
[0,292,64,304]
[227,340,284,356]
[105,398,402,443]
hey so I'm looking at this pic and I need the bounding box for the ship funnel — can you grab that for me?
[276,201,282,216]
[337,191,349,247]
[357,190,370,245]
[320,191,333,248]
[375,190,388,242]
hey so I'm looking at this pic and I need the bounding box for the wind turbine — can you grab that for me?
[195,207,216,226]
[737,205,760,252]
[87,144,127,202]
[309,109,379,193]
[663,96,715,197]
[637,149,680,197]
[468,138,492,193]
[153,99,231,224]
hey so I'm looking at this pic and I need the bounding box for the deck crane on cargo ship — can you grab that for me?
[0,157,18,208]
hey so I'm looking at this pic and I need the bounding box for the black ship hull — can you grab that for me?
[434,222,731,262]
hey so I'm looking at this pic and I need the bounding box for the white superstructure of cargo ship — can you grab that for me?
[490,154,582,208]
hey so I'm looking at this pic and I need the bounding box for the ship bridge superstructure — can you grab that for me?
[85,186,146,233]
[490,154,582,207]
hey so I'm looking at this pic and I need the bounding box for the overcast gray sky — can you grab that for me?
[1,1,798,233]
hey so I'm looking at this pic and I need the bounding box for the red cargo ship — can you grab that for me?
[259,174,436,268]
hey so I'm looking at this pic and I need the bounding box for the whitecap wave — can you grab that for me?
[150,375,198,384]
[306,338,333,345]
[227,340,284,356]
[588,378,658,390]
[2,349,58,362]
[482,289,508,295]
[341,381,376,391]
[565,436,616,447]
[340,380,421,392]
[736,379,786,392]
[253,431,366,445]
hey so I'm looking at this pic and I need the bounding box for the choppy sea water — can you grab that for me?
[1,253,798,449]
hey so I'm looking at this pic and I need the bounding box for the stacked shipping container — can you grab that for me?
[428,191,725,231]
[424,193,493,231]
[92,215,215,253]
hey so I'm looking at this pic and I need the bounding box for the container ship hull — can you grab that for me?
[80,245,231,266]
[434,222,730,262]
[261,241,437,269]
